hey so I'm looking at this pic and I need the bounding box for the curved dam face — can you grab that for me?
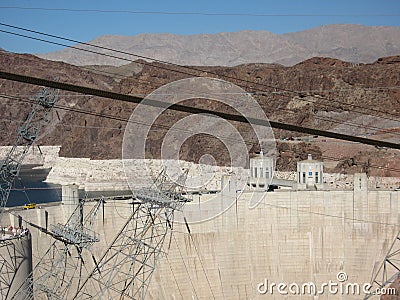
[13,188,400,299]
[146,190,400,299]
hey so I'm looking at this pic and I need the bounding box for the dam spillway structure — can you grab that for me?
[0,230,33,300]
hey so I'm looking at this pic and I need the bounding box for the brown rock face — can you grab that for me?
[1,52,400,175]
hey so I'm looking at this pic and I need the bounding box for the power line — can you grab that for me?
[1,6,399,17]
[2,43,400,144]
[2,71,400,153]
[175,206,400,234]
[0,28,139,65]
[3,53,400,136]
[172,234,200,299]
[1,52,399,138]
[3,87,400,140]
[2,92,400,175]
[256,199,400,227]
[186,227,216,299]
[9,192,400,228]
[0,93,257,147]
[0,25,398,175]
[1,22,400,122]
[6,84,400,95]
[1,43,398,146]
[164,255,184,299]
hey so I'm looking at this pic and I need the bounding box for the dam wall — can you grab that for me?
[10,187,400,299]
[147,189,400,299]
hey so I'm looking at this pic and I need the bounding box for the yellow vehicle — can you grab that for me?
[23,203,36,210]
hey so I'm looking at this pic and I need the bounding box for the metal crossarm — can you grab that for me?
[0,87,58,218]
[364,229,400,299]
[0,87,58,299]
[73,168,190,299]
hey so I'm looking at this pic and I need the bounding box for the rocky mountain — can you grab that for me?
[37,24,400,67]
[1,51,400,175]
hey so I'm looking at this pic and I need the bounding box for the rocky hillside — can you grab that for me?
[1,51,400,175]
[37,24,400,67]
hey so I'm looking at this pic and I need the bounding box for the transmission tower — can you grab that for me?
[0,87,58,217]
[364,229,400,299]
[73,168,189,299]
[1,85,190,299]
[0,87,58,299]
[0,231,32,300]
[12,197,104,300]
[12,168,189,299]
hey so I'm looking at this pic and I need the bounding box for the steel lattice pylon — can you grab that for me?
[0,241,16,297]
[12,168,189,300]
[0,79,188,300]
[0,237,33,299]
[0,87,58,217]
[0,87,58,300]
[73,168,189,299]
[12,198,104,300]
[364,229,400,299]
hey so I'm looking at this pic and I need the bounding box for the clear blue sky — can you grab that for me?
[0,0,399,54]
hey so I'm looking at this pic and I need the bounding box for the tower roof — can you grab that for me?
[298,154,321,163]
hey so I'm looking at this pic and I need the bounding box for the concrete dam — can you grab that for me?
[6,171,400,299]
